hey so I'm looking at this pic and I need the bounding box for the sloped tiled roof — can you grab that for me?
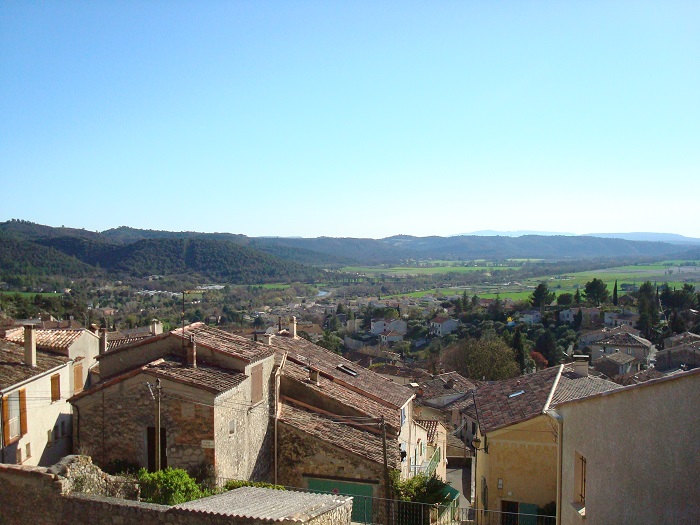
[415,419,439,443]
[107,335,153,351]
[279,401,401,467]
[172,323,274,363]
[282,359,400,430]
[0,339,70,390]
[594,352,636,365]
[272,336,413,409]
[415,371,478,404]
[474,365,621,434]
[144,357,247,394]
[595,332,652,348]
[4,327,94,354]
[550,368,621,405]
[174,486,350,521]
[474,367,559,435]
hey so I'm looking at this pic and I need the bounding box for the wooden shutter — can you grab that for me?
[251,364,263,404]
[51,374,60,402]
[1,396,9,445]
[19,389,27,436]
[73,364,83,394]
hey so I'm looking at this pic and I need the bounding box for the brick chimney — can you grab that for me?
[187,335,197,368]
[573,355,589,377]
[99,328,108,355]
[24,324,37,368]
[151,319,163,335]
[291,316,297,339]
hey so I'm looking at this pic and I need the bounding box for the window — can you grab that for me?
[574,452,587,506]
[229,420,236,435]
[400,407,406,427]
[25,443,31,459]
[73,363,83,394]
[251,364,263,404]
[2,390,26,444]
[51,374,61,402]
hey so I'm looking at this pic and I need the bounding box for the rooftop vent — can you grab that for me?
[508,390,525,398]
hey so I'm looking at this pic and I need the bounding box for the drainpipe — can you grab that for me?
[545,409,563,525]
[0,395,4,463]
[274,352,287,485]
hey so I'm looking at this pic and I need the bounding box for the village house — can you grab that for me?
[1,327,83,466]
[69,323,275,481]
[555,368,700,525]
[469,357,621,517]
[591,351,638,378]
[429,316,459,337]
[654,339,700,371]
[663,330,700,349]
[603,310,639,328]
[370,318,407,336]
[412,371,478,431]
[588,332,655,367]
[559,307,601,328]
[518,309,542,325]
[379,330,403,345]
[578,324,641,349]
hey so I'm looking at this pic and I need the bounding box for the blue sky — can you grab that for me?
[2,1,699,239]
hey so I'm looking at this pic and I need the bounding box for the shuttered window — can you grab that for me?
[251,364,263,405]
[51,374,61,402]
[73,364,83,394]
[2,390,26,444]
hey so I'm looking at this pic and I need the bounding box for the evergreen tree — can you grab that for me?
[512,327,526,374]
[612,280,618,306]
[574,288,582,305]
[530,283,555,310]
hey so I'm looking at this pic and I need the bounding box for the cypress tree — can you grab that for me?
[612,280,618,306]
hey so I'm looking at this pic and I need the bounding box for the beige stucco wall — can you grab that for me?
[66,331,99,387]
[474,416,558,512]
[558,370,700,525]
[2,363,73,466]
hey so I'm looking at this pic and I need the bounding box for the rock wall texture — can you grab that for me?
[0,456,352,525]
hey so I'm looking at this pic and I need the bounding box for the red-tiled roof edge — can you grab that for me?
[551,367,700,409]
[95,331,171,360]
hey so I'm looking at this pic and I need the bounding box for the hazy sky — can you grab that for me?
[2,1,698,239]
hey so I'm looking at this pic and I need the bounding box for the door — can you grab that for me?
[306,477,374,523]
[147,427,167,471]
[501,500,518,525]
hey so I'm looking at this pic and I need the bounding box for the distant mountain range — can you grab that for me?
[1,220,699,282]
[462,230,700,245]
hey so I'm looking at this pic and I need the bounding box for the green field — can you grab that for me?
[382,260,700,301]
[0,291,62,297]
[341,265,522,276]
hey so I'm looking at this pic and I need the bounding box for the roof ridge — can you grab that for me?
[542,364,564,413]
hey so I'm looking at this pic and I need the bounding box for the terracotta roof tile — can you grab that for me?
[144,357,247,394]
[279,401,400,467]
[551,368,621,405]
[4,327,94,354]
[0,339,70,390]
[474,365,621,435]
[596,332,653,348]
[594,352,637,365]
[272,336,413,409]
[415,419,439,443]
[172,323,274,363]
[282,360,400,430]
[414,372,478,405]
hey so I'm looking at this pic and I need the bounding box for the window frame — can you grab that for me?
[51,374,61,402]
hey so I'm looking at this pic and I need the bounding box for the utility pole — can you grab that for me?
[155,378,162,471]
[381,416,391,525]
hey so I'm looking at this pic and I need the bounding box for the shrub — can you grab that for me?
[137,468,204,505]
[223,479,286,491]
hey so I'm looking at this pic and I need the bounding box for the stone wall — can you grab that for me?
[277,421,386,498]
[0,457,352,525]
[73,372,216,473]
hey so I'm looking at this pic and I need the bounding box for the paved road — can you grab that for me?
[446,465,471,508]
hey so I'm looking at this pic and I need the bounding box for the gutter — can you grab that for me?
[542,365,564,525]
[274,352,287,485]
[544,409,563,525]
[0,395,4,463]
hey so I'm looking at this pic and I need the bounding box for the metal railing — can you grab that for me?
[214,477,555,525]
